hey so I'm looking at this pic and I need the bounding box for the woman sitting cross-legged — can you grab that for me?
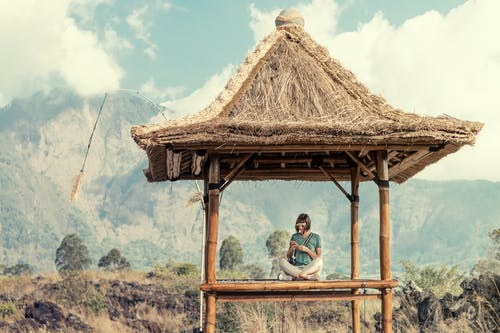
[278,213,323,281]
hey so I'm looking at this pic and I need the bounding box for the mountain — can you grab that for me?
[0,89,498,276]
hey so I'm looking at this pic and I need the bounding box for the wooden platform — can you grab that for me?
[200,279,398,303]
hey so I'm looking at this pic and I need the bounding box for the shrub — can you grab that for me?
[400,260,464,296]
[0,302,17,320]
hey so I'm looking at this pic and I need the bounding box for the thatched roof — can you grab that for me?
[131,13,482,184]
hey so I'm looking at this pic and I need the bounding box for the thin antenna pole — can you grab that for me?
[196,180,206,331]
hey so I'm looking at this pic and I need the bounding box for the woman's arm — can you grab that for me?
[297,246,321,259]
[287,240,297,258]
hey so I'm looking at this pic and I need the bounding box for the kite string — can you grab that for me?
[80,93,107,172]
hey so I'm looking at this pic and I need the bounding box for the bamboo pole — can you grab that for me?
[350,166,361,333]
[200,180,208,331]
[376,151,392,333]
[205,156,220,333]
[200,279,398,292]
[206,294,216,333]
[217,291,381,302]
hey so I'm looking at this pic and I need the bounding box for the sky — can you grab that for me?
[1,0,499,181]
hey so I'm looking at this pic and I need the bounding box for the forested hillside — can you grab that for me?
[0,90,498,275]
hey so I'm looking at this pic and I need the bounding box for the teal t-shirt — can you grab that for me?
[291,232,321,266]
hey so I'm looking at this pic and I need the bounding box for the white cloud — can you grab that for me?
[161,1,173,11]
[103,25,133,52]
[0,1,123,106]
[126,5,158,60]
[69,0,112,25]
[139,78,184,103]
[160,64,235,119]
[249,0,500,181]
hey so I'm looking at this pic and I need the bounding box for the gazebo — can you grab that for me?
[131,10,482,333]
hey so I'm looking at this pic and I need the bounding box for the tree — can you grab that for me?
[2,263,33,276]
[265,230,290,277]
[55,234,92,273]
[219,236,243,270]
[98,248,130,271]
[266,230,290,258]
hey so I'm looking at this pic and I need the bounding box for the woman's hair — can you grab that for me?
[295,213,311,232]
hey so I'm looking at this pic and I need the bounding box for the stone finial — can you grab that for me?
[275,9,304,29]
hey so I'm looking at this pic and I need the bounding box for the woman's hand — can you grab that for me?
[296,245,309,253]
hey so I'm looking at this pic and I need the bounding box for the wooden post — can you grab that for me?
[376,151,392,333]
[350,166,361,333]
[201,179,208,330]
[206,294,217,332]
[205,155,220,333]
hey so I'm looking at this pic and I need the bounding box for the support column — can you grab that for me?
[205,156,220,333]
[350,167,361,333]
[201,179,208,331]
[376,151,392,333]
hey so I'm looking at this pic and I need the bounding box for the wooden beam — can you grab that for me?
[319,166,352,201]
[376,151,392,333]
[191,152,206,176]
[220,157,347,165]
[207,156,220,284]
[216,291,381,303]
[350,166,361,333]
[218,153,252,191]
[382,289,393,333]
[205,294,216,333]
[205,156,220,333]
[171,143,440,153]
[346,151,376,179]
[200,279,398,292]
[388,149,431,179]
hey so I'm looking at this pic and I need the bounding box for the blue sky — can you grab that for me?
[1,0,499,181]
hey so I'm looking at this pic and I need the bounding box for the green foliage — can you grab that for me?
[489,228,500,260]
[219,235,243,270]
[266,230,291,277]
[400,260,464,296]
[1,263,33,276]
[168,262,200,277]
[98,248,130,271]
[54,272,108,315]
[55,234,92,274]
[265,230,290,258]
[84,292,108,316]
[0,302,17,319]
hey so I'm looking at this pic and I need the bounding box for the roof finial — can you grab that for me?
[275,9,304,29]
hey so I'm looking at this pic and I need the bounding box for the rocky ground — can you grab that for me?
[0,272,498,332]
[388,273,499,332]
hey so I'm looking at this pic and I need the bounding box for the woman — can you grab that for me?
[278,213,323,280]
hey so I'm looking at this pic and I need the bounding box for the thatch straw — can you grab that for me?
[130,24,483,183]
[70,171,83,202]
[186,192,203,207]
[131,26,482,149]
